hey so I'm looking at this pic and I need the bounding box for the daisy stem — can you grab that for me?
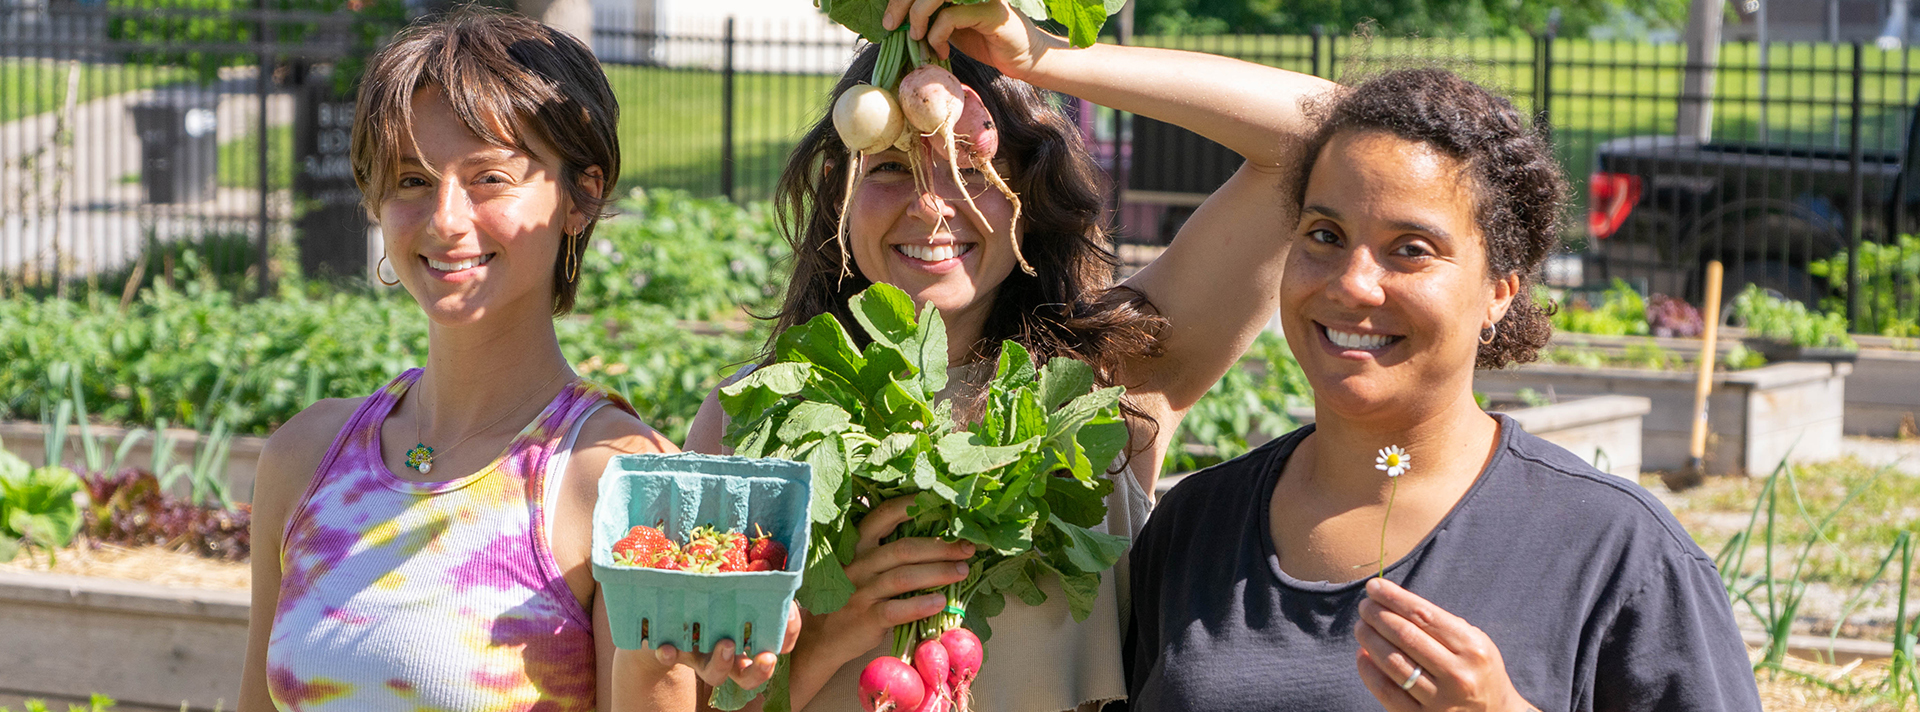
[1377,475,1399,579]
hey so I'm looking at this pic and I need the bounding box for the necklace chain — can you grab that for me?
[404,368,569,475]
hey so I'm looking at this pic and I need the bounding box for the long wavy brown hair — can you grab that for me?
[768,45,1166,439]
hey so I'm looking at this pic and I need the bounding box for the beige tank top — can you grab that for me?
[802,458,1152,712]
[723,362,1154,711]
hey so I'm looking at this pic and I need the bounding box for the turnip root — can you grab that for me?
[834,84,906,154]
[830,84,907,278]
[938,628,983,712]
[860,656,927,712]
[898,64,993,238]
[953,85,1030,276]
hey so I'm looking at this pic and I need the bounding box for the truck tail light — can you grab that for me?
[1588,172,1643,239]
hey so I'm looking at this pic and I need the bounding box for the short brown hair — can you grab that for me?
[351,7,620,314]
[1297,68,1566,369]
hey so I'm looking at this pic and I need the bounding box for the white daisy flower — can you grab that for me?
[1376,445,1411,478]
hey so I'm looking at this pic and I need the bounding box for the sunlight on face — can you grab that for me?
[845,147,1021,345]
[378,85,582,327]
[1280,130,1513,421]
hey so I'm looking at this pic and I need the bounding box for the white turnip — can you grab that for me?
[830,84,907,278]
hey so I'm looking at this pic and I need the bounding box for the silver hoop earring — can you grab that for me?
[1480,323,1498,345]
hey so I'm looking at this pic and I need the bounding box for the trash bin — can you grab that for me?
[129,90,220,204]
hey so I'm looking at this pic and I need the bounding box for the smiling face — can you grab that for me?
[378,85,591,327]
[1280,130,1519,420]
[846,146,1021,338]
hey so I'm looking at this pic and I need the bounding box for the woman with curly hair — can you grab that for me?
[679,0,1333,707]
[1124,68,1761,711]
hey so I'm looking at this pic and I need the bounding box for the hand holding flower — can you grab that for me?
[1354,578,1538,712]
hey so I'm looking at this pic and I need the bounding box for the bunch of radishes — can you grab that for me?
[830,33,1030,276]
[859,626,984,712]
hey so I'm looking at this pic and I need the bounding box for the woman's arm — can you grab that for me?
[914,1,1335,467]
[237,398,363,712]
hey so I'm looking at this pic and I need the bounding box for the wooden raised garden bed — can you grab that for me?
[1475,361,1849,476]
[0,570,246,711]
[1845,336,1920,438]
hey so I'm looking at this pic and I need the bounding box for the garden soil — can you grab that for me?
[0,540,248,590]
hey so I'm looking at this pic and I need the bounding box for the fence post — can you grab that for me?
[1311,25,1323,77]
[1847,41,1865,327]
[721,16,736,201]
[257,0,273,298]
[1535,31,1555,143]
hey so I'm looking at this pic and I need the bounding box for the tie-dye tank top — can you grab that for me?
[268,368,634,711]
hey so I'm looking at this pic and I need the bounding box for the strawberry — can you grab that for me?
[719,533,750,572]
[684,526,738,574]
[612,525,680,569]
[746,559,776,572]
[747,524,788,571]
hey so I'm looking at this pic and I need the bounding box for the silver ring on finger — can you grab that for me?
[1400,665,1424,691]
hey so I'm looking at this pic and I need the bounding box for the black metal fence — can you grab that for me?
[5,5,1917,334]
[0,0,384,296]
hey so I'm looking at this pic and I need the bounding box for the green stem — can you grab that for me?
[1377,476,1399,579]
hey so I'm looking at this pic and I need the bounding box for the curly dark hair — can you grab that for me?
[768,46,1166,431]
[1295,67,1565,369]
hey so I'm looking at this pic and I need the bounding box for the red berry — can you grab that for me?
[747,525,788,570]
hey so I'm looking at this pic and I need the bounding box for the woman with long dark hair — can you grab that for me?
[680,0,1333,708]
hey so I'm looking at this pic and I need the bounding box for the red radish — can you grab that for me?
[860,656,926,712]
[951,85,1028,275]
[938,628,983,712]
[911,638,953,712]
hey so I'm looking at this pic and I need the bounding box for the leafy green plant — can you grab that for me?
[0,458,82,564]
[1733,284,1857,349]
[1810,233,1920,338]
[578,189,791,320]
[1164,332,1310,473]
[1551,278,1650,336]
[714,284,1129,709]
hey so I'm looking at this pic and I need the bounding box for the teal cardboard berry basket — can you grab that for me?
[592,453,811,655]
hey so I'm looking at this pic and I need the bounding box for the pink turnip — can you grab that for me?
[950,85,1027,275]
[898,64,993,238]
[860,656,927,712]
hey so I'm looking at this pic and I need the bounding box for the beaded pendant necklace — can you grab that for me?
[405,369,567,475]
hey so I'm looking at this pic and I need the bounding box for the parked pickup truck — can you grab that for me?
[1587,120,1920,305]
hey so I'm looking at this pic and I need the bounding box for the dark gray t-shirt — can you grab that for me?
[1124,415,1761,712]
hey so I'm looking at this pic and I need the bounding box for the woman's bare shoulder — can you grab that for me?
[253,397,364,514]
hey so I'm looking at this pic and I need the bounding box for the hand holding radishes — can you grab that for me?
[1355,578,1537,712]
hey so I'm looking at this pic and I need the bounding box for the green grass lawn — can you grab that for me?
[607,64,838,203]
[0,59,195,123]
[217,125,294,191]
